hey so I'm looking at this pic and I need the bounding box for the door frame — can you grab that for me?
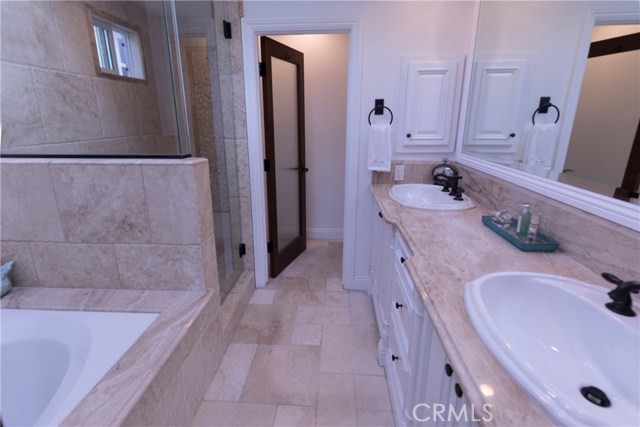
[242,18,362,288]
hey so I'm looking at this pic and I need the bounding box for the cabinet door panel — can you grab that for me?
[389,317,409,427]
[465,58,529,154]
[397,56,465,155]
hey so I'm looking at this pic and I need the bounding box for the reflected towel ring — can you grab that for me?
[368,106,393,125]
[532,103,560,125]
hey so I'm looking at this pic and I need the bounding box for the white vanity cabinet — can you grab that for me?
[387,230,423,426]
[412,311,479,427]
[371,207,395,363]
[370,213,478,427]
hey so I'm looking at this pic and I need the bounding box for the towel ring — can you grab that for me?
[532,103,560,125]
[368,106,393,125]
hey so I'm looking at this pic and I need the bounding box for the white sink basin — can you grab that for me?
[388,184,474,211]
[464,272,640,426]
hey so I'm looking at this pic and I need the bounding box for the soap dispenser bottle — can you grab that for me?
[516,203,532,236]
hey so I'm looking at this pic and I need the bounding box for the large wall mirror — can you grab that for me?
[457,0,640,231]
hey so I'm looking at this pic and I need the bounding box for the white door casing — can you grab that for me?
[241,18,362,288]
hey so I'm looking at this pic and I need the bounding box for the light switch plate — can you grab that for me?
[394,165,405,181]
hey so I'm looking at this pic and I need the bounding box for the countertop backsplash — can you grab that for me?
[373,160,639,281]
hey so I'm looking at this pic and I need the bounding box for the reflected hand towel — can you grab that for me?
[367,124,392,172]
[523,123,558,177]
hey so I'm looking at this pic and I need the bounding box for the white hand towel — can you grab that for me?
[523,123,558,176]
[367,124,392,172]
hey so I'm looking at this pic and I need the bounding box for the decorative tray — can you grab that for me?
[481,216,559,252]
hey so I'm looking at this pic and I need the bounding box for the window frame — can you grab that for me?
[86,6,148,84]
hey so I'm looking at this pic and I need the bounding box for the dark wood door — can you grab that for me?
[260,36,307,277]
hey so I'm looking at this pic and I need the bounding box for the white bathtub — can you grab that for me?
[0,309,158,427]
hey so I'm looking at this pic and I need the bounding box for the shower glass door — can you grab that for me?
[173,1,244,302]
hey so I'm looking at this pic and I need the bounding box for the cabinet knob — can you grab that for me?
[455,383,463,398]
[445,363,453,377]
[406,133,412,138]
[400,257,406,264]
[395,302,403,309]
[509,133,516,138]
[391,354,399,362]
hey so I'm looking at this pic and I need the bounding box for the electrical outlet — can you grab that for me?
[394,165,405,181]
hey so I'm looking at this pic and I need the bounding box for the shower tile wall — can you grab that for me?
[0,1,177,155]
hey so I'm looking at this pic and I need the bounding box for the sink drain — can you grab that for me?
[581,386,611,407]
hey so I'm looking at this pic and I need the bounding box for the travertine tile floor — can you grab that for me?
[191,240,394,426]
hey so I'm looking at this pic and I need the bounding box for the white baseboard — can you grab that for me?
[307,228,344,240]
[347,275,371,291]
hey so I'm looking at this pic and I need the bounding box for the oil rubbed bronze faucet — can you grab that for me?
[433,173,464,201]
[602,273,640,317]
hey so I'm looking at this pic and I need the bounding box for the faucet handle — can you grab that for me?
[602,273,640,293]
[602,272,623,286]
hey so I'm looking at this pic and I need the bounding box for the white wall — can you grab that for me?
[271,34,348,240]
[244,1,476,289]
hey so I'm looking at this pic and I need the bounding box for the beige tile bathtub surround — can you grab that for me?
[0,158,218,291]
[1,271,255,427]
[372,184,635,426]
[376,160,640,281]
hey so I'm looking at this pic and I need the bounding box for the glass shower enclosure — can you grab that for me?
[0,0,244,302]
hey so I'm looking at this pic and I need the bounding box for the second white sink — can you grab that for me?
[388,184,474,211]
[464,272,640,426]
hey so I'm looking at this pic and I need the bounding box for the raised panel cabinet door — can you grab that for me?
[398,56,465,155]
[465,58,529,154]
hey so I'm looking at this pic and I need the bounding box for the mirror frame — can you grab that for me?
[456,2,640,232]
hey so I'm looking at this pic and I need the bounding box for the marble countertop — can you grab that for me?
[1,286,213,426]
[372,184,611,427]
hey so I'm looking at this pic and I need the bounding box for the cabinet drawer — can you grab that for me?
[393,230,413,262]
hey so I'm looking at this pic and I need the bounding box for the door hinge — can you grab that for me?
[259,62,267,77]
[238,243,246,258]
[223,20,232,39]
[264,158,270,172]
[267,241,273,253]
